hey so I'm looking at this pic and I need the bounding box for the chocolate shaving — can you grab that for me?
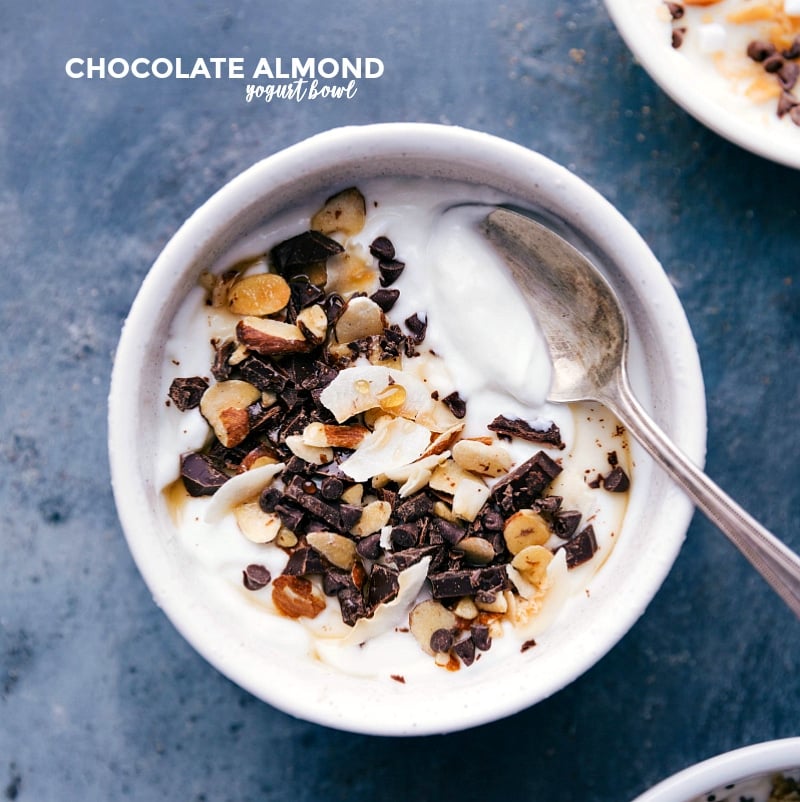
[168,376,209,411]
[488,415,564,449]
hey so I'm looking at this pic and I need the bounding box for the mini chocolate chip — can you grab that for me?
[168,376,209,411]
[370,287,401,312]
[778,61,799,91]
[784,36,800,60]
[320,476,344,500]
[747,40,776,62]
[553,509,582,539]
[242,564,271,591]
[429,628,455,653]
[356,532,383,561]
[671,27,686,49]
[378,258,405,287]
[665,1,683,20]
[442,390,467,419]
[369,235,395,261]
[764,54,785,73]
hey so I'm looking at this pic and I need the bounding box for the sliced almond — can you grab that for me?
[429,458,473,496]
[236,317,312,355]
[199,380,261,447]
[454,536,495,566]
[421,422,465,458]
[503,509,551,555]
[452,439,513,477]
[452,596,479,620]
[302,421,370,449]
[295,304,328,345]
[349,499,392,537]
[334,296,386,344]
[227,272,291,316]
[475,593,508,614]
[340,483,364,506]
[408,599,457,656]
[284,434,334,465]
[234,502,281,543]
[271,575,326,619]
[275,527,298,548]
[311,187,367,236]
[511,545,554,588]
[306,531,357,569]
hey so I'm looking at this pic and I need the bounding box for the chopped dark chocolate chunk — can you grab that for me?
[430,517,466,547]
[322,568,352,596]
[211,339,236,381]
[470,624,492,652]
[366,563,400,608]
[441,391,467,419]
[391,523,420,551]
[180,452,229,496]
[404,313,427,344]
[338,504,363,532]
[378,258,405,287]
[603,466,630,493]
[238,354,288,392]
[355,532,384,561]
[168,376,209,411]
[274,502,305,533]
[488,415,564,449]
[562,524,598,569]
[283,545,327,576]
[370,288,401,312]
[288,277,325,312]
[521,638,537,653]
[242,564,272,591]
[394,492,435,523]
[284,475,347,531]
[552,509,582,539]
[453,636,476,666]
[481,508,504,531]
[429,628,455,653]
[391,545,442,572]
[271,230,344,274]
[369,236,395,261]
[490,450,562,513]
[428,565,509,600]
[338,585,368,626]
[320,476,344,500]
[533,495,562,515]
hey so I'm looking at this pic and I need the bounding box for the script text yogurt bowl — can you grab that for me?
[108,123,706,735]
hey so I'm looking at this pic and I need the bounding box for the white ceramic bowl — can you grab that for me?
[108,123,705,735]
[632,738,800,802]
[604,0,800,169]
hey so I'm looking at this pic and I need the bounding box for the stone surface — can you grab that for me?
[1,1,798,800]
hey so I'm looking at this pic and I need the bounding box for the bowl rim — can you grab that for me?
[631,738,800,802]
[108,122,707,734]
[603,0,800,170]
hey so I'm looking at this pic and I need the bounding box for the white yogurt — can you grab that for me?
[157,177,631,680]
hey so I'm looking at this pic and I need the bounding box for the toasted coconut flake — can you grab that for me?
[341,557,431,646]
[319,365,454,431]
[339,416,432,482]
[451,474,491,522]
[378,451,451,498]
[204,462,285,524]
[285,435,334,465]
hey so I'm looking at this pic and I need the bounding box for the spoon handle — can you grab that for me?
[607,372,800,618]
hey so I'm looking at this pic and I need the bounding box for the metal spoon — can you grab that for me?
[482,207,800,617]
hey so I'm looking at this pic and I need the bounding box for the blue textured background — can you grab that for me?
[1,1,798,800]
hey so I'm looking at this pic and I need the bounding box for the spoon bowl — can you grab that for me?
[483,207,800,618]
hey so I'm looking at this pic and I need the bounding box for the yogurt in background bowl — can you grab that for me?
[604,0,800,168]
[631,738,800,802]
[108,123,706,735]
